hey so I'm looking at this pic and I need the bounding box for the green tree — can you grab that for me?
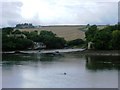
[111,30,120,50]
[12,30,21,34]
[2,27,14,34]
[38,30,66,49]
[93,30,112,50]
[67,39,85,47]
[2,36,16,51]
[85,25,98,42]
[14,38,33,50]
[27,31,39,41]
[2,28,33,51]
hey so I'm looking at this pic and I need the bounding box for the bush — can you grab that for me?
[85,24,120,50]
[67,39,85,47]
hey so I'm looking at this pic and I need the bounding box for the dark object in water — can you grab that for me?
[64,73,66,75]
[15,50,21,53]
[53,51,62,55]
[55,51,59,53]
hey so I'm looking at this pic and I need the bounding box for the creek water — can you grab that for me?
[1,52,120,88]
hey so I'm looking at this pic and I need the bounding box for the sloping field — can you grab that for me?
[20,25,85,41]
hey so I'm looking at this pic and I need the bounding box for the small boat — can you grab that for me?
[64,73,67,75]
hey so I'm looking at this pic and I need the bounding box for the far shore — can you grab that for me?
[77,50,120,56]
[1,49,120,56]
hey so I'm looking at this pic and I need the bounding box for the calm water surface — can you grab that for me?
[2,52,120,88]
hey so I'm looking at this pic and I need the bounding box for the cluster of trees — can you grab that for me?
[2,27,66,51]
[22,30,66,49]
[2,23,120,51]
[16,23,34,29]
[2,27,33,51]
[85,24,120,50]
[67,39,85,48]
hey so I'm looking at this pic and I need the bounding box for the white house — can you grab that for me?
[33,42,46,50]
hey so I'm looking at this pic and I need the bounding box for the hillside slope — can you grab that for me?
[20,25,85,41]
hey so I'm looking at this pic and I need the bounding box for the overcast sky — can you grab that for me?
[0,0,119,27]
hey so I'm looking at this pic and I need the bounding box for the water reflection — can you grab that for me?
[2,53,64,67]
[2,53,120,70]
[86,55,120,70]
[2,53,119,88]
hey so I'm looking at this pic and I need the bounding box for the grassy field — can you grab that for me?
[20,25,86,41]
[19,25,107,41]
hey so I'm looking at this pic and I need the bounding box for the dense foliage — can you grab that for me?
[2,28,66,51]
[36,31,66,49]
[16,23,34,29]
[2,28,33,51]
[67,39,85,47]
[85,24,120,50]
[3,24,120,51]
[23,30,66,49]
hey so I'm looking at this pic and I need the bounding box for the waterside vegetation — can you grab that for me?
[85,24,120,50]
[2,23,120,51]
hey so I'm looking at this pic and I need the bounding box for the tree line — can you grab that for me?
[2,27,70,51]
[85,24,120,50]
[2,23,120,51]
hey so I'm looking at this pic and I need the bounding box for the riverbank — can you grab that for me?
[2,49,120,56]
[2,49,85,54]
[77,50,120,56]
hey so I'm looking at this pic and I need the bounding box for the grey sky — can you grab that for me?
[119,1,120,22]
[0,0,119,27]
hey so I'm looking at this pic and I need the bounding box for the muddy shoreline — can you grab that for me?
[77,50,120,56]
[2,49,120,56]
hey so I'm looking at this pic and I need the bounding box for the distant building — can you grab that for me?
[87,42,94,49]
[34,25,41,28]
[33,42,46,50]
